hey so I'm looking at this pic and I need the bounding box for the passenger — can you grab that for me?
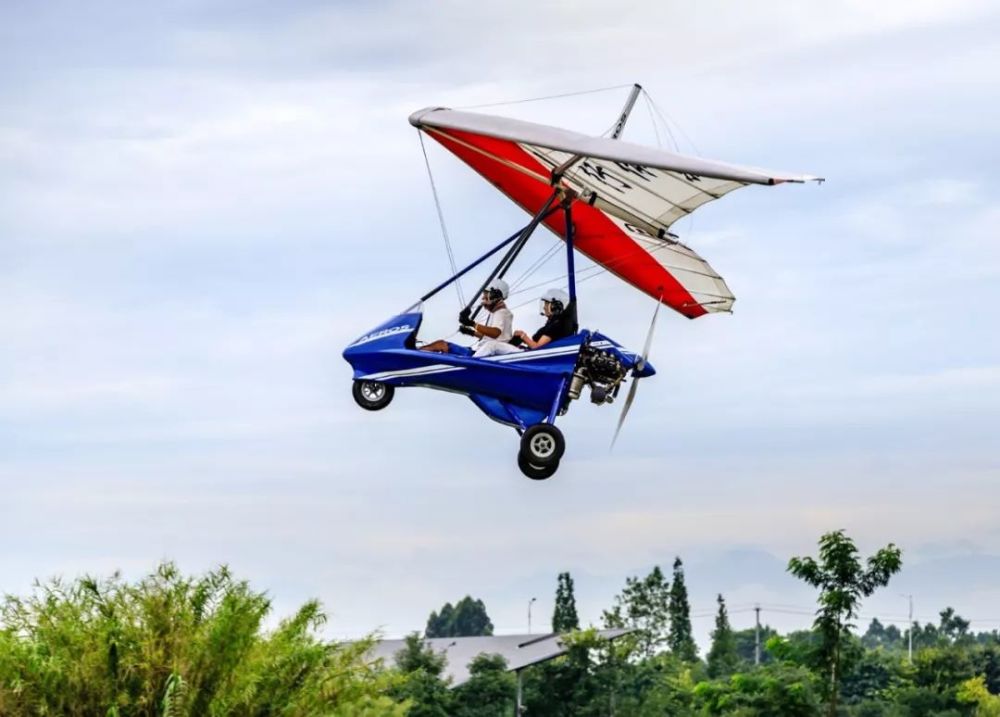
[419,278,513,355]
[474,288,576,358]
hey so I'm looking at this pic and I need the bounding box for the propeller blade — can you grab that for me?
[611,297,662,450]
[611,376,640,449]
[636,298,661,372]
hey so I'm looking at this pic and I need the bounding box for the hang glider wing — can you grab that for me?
[410,107,822,318]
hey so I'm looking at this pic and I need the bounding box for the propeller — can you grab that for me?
[611,298,661,449]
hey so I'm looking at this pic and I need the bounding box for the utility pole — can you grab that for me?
[904,594,914,663]
[528,597,537,635]
[516,669,523,715]
[754,604,761,666]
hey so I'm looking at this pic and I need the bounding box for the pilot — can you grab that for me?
[419,278,513,355]
[473,288,576,357]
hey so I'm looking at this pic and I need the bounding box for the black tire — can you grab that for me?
[518,451,559,480]
[352,380,394,411]
[519,423,565,467]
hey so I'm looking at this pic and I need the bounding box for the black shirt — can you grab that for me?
[532,307,577,343]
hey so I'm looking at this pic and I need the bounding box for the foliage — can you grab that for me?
[603,565,670,659]
[707,594,739,678]
[668,557,698,662]
[552,572,580,633]
[611,651,700,716]
[0,562,402,717]
[451,653,515,717]
[424,596,493,638]
[522,629,611,717]
[957,676,1000,716]
[839,645,909,705]
[692,663,824,716]
[788,529,903,715]
[7,532,999,717]
[390,633,453,717]
[863,618,904,651]
[733,625,778,666]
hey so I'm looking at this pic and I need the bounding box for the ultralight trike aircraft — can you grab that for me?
[343,84,821,478]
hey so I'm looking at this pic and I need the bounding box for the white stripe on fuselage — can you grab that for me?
[360,364,463,381]
[358,340,619,381]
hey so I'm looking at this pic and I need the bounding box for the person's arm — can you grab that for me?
[475,323,502,339]
[513,330,552,350]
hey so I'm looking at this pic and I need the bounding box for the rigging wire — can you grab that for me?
[643,92,664,149]
[506,236,688,308]
[642,89,700,156]
[509,240,564,290]
[418,130,465,307]
[455,83,634,110]
[641,89,699,256]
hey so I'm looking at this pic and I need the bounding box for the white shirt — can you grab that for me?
[473,306,513,350]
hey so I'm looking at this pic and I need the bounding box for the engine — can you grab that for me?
[568,345,626,405]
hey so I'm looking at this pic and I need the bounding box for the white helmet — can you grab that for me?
[483,278,509,303]
[540,288,570,316]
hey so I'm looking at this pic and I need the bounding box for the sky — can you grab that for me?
[2,0,999,648]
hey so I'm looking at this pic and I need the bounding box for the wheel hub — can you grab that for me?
[529,433,556,458]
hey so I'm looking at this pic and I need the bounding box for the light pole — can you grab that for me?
[528,597,537,635]
[754,604,761,666]
[901,594,914,662]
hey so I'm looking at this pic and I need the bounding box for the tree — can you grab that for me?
[957,675,1000,716]
[668,557,698,661]
[707,594,738,678]
[0,562,404,716]
[939,607,972,646]
[522,629,615,717]
[603,566,671,658]
[552,572,580,633]
[692,664,823,716]
[425,597,494,638]
[787,529,902,717]
[452,653,516,717]
[391,633,453,717]
[862,618,904,651]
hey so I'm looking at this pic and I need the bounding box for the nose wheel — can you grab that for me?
[517,423,565,480]
[352,380,394,411]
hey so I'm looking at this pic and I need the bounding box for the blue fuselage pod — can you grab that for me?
[343,311,654,430]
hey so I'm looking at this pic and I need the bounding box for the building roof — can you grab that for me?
[367,629,632,686]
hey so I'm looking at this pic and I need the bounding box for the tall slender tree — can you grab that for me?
[788,529,902,717]
[552,572,580,633]
[707,594,739,677]
[667,557,697,661]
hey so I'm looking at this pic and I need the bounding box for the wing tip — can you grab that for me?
[408,107,449,128]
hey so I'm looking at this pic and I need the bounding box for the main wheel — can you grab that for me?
[352,380,394,411]
[518,451,559,480]
[519,423,565,467]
